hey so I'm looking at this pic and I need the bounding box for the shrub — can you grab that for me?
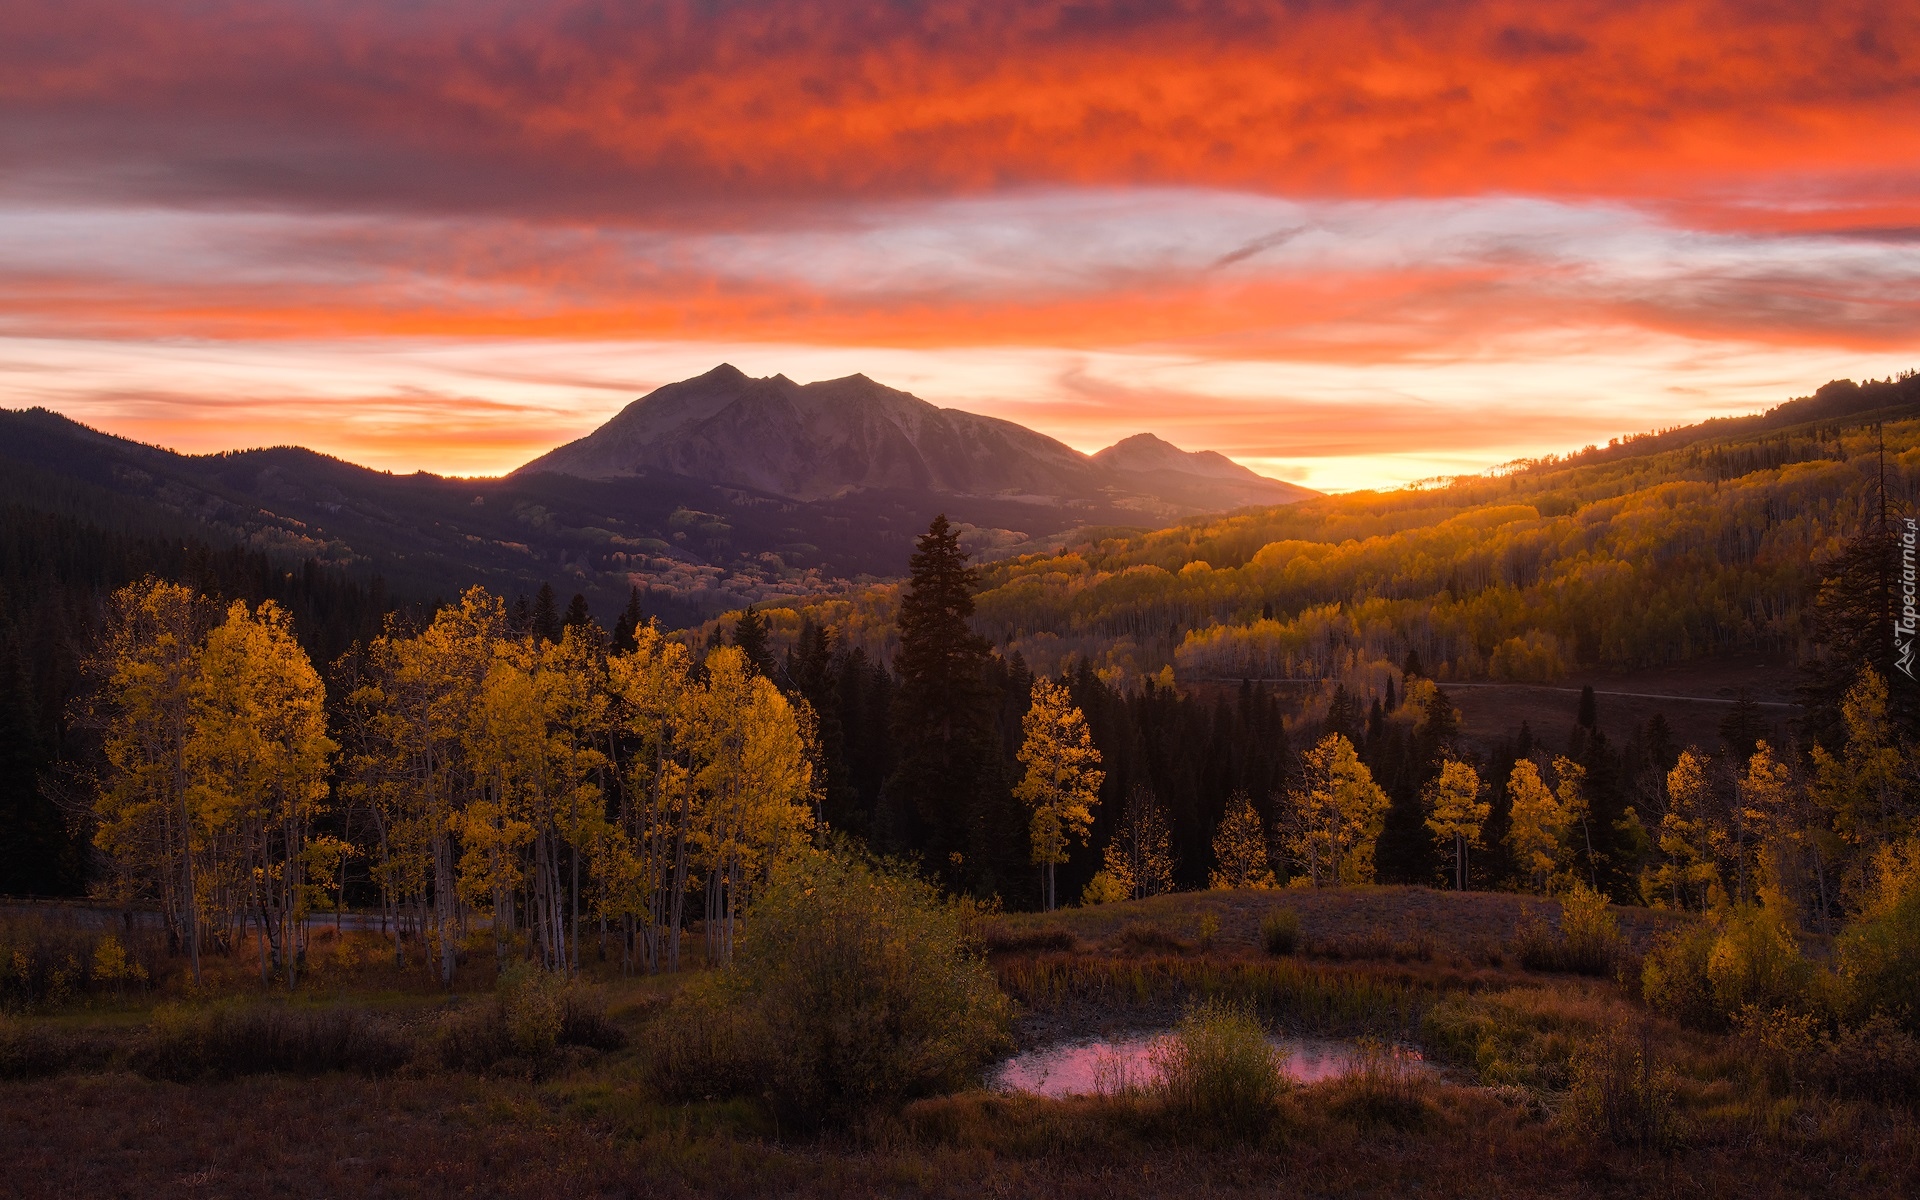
[436,968,624,1072]
[1563,1020,1677,1150]
[1510,886,1623,977]
[0,913,168,1009]
[658,848,1012,1124]
[0,1012,112,1080]
[499,962,564,1056]
[1836,842,1920,1034]
[1559,885,1625,976]
[1118,924,1190,954]
[1419,989,1594,1092]
[981,927,1079,954]
[134,1002,409,1081]
[1149,996,1286,1136]
[1260,909,1300,956]
[1815,1015,1920,1107]
[1079,870,1128,906]
[1706,905,1814,1018]
[1642,922,1723,1031]
[1323,1036,1428,1129]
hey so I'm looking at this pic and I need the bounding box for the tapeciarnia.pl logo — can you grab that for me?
[1899,517,1918,681]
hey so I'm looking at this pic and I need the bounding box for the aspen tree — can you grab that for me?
[1013,676,1104,911]
[1653,749,1723,910]
[1552,756,1597,889]
[188,600,334,985]
[1504,759,1563,894]
[1283,733,1388,886]
[1103,783,1177,900]
[1209,791,1276,889]
[92,579,212,982]
[1424,759,1488,891]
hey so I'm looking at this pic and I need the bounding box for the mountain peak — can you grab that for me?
[1093,432,1272,484]
[515,366,1314,511]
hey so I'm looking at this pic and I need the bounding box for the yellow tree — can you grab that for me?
[1424,759,1488,891]
[1209,791,1276,889]
[91,579,212,983]
[1103,783,1177,900]
[1552,756,1597,889]
[686,646,814,964]
[1283,733,1388,886]
[1650,749,1723,911]
[1014,675,1105,911]
[188,600,335,986]
[1811,668,1910,855]
[1504,759,1563,895]
[606,621,696,972]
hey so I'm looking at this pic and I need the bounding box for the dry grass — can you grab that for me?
[4,890,1918,1197]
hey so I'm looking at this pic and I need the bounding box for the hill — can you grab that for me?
[748,372,1920,696]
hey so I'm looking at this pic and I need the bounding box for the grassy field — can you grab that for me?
[4,887,1918,1199]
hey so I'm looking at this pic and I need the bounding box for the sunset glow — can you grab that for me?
[3,0,1916,490]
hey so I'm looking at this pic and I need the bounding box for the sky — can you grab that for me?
[2,0,1917,492]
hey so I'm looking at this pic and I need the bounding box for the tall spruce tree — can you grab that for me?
[732,607,777,680]
[887,515,997,888]
[612,586,645,653]
[532,583,562,644]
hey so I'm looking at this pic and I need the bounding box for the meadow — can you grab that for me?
[5,881,1918,1200]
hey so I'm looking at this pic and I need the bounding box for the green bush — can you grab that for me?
[658,848,1011,1124]
[133,1002,409,1081]
[1641,922,1723,1031]
[1149,996,1286,1136]
[1260,909,1300,956]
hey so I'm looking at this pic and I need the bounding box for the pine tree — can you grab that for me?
[532,583,562,644]
[732,607,777,680]
[563,593,595,633]
[612,587,645,653]
[1014,675,1104,911]
[887,515,996,885]
[1423,759,1488,890]
[1209,791,1276,889]
[1577,685,1598,731]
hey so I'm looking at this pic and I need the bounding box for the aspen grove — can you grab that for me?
[90,579,815,987]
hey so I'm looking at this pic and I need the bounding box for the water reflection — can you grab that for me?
[992,1034,1428,1098]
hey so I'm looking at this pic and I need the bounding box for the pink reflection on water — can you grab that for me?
[991,1035,1428,1098]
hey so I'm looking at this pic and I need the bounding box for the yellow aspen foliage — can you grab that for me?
[1209,791,1276,890]
[1423,759,1488,891]
[1283,733,1388,886]
[1552,755,1598,889]
[1651,749,1724,910]
[1504,759,1564,895]
[1811,668,1909,851]
[1014,675,1105,911]
[1103,784,1177,901]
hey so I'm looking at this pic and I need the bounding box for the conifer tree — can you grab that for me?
[612,587,645,653]
[1424,759,1488,890]
[888,515,996,884]
[1209,791,1276,889]
[563,592,595,634]
[732,606,777,680]
[532,583,562,645]
[1015,675,1104,910]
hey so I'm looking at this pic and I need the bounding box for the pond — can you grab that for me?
[991,1033,1431,1098]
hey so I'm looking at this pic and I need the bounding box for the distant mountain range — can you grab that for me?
[0,366,1312,624]
[517,364,1310,512]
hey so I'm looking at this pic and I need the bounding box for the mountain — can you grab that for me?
[515,364,1314,514]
